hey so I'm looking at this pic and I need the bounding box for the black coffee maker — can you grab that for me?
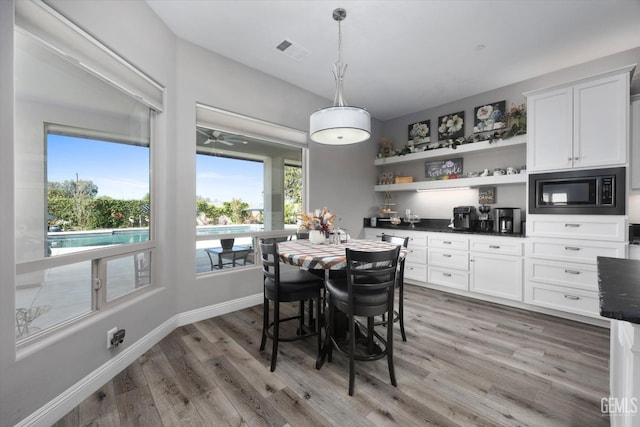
[477,205,493,232]
[493,208,522,234]
[452,206,477,230]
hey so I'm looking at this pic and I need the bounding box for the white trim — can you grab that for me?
[15,293,262,427]
[176,293,262,326]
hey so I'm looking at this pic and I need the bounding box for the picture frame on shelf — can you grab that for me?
[474,100,506,133]
[408,120,431,147]
[425,157,463,179]
[437,111,465,140]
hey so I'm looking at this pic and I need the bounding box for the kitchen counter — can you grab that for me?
[597,256,640,324]
[366,219,526,238]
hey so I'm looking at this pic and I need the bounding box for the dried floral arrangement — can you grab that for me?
[298,207,335,233]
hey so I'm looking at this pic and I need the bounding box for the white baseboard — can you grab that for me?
[177,293,262,327]
[15,293,263,427]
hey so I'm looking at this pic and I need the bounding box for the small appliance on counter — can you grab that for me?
[477,205,493,232]
[493,207,521,234]
[451,206,477,230]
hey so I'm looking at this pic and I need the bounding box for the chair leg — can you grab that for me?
[260,297,268,351]
[326,292,334,363]
[367,317,374,354]
[348,311,356,396]
[387,300,397,387]
[399,281,407,342]
[298,300,304,335]
[271,300,280,372]
[315,291,322,359]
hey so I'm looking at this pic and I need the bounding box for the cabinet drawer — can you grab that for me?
[428,249,469,270]
[528,238,626,263]
[405,247,426,264]
[376,230,427,247]
[525,282,600,318]
[527,215,627,242]
[404,262,427,283]
[526,258,597,291]
[428,234,469,250]
[428,266,469,291]
[469,237,523,256]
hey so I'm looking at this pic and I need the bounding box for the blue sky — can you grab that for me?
[48,134,264,206]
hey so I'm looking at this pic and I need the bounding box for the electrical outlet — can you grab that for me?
[107,327,118,349]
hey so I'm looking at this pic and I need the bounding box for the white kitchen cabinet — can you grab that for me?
[631,95,640,190]
[470,252,523,301]
[525,214,627,319]
[526,214,627,242]
[427,266,469,291]
[526,67,632,172]
[469,236,524,301]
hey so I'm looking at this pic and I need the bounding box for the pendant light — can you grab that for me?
[309,8,371,145]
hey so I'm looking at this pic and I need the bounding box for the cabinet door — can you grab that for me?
[573,73,628,169]
[631,97,640,189]
[527,87,573,172]
[470,253,523,301]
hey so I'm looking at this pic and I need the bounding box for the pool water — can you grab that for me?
[48,225,256,249]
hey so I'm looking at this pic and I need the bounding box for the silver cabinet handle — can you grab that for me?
[564,294,580,300]
[443,254,452,258]
[568,157,573,161]
[565,246,581,251]
[564,269,580,275]
[489,245,500,249]
[443,241,452,245]
[574,157,579,161]
[564,223,580,228]
[443,272,452,277]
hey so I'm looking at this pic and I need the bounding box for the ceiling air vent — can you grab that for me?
[275,39,310,62]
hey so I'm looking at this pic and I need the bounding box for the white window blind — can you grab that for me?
[15,0,164,111]
[196,103,308,149]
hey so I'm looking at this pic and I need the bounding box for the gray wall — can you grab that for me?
[381,48,640,220]
[0,1,380,424]
[1,0,639,424]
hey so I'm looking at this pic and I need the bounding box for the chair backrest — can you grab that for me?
[259,239,280,287]
[381,234,409,248]
[345,247,400,296]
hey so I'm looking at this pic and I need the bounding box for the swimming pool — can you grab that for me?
[48,225,258,249]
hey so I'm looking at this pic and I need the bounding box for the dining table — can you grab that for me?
[277,238,406,368]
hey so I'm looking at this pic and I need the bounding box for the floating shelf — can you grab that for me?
[374,172,527,192]
[374,134,526,166]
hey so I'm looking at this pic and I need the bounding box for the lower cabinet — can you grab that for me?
[428,265,468,290]
[470,252,523,301]
[526,282,600,318]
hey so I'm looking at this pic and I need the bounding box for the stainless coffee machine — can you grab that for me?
[477,205,493,232]
[493,208,522,234]
[452,206,477,230]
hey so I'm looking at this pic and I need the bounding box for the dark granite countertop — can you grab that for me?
[597,256,640,324]
[366,219,526,238]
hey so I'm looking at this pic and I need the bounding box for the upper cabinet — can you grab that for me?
[525,66,633,173]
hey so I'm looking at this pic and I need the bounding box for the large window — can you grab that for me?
[195,122,306,274]
[14,4,160,342]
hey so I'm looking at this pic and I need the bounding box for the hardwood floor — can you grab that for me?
[53,285,610,426]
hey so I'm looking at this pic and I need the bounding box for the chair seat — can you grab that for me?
[265,269,323,302]
[325,277,389,317]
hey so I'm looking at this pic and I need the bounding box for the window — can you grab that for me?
[14,3,161,342]
[194,105,308,275]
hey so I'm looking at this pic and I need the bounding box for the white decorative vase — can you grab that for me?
[309,230,325,245]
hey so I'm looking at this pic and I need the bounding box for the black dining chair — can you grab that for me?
[259,239,324,372]
[324,246,401,395]
[380,234,409,341]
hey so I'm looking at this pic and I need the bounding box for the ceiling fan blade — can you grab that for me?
[203,138,213,145]
[218,140,234,146]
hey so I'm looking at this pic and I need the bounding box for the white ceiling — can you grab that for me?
[146,0,640,121]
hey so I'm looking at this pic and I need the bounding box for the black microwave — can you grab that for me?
[528,167,625,215]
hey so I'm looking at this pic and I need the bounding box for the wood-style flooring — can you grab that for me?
[53,285,610,426]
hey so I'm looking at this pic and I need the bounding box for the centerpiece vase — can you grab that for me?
[309,230,325,245]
